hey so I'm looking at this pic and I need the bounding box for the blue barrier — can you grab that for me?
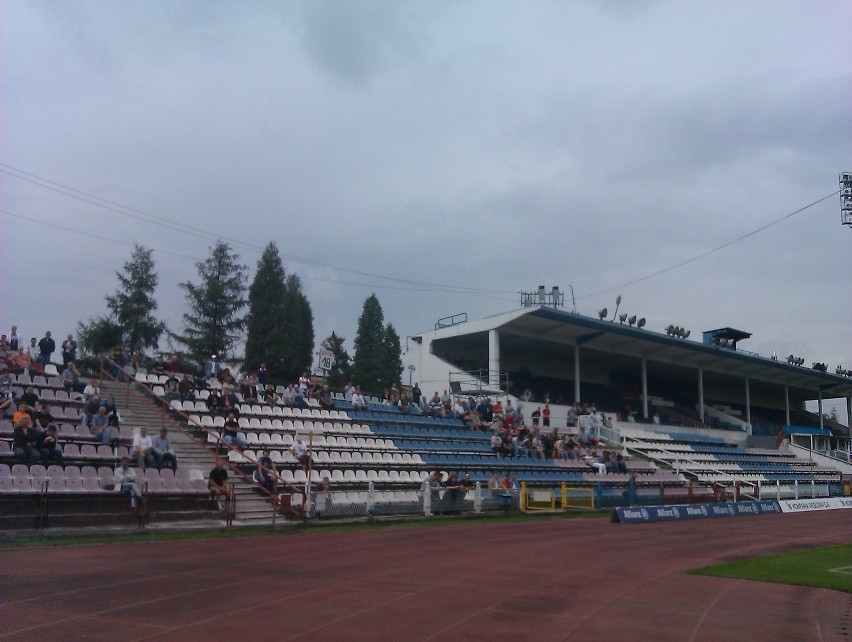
[613,500,782,523]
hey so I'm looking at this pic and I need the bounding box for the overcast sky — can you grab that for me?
[1,1,850,413]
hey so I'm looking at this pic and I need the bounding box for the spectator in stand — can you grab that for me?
[264,387,279,404]
[343,380,355,399]
[490,428,505,457]
[0,389,13,419]
[292,383,309,410]
[298,371,309,397]
[102,394,120,427]
[166,354,181,374]
[220,385,240,416]
[0,334,9,358]
[19,386,39,408]
[411,382,422,407]
[290,437,312,471]
[615,453,628,474]
[193,364,208,390]
[397,391,412,414]
[428,471,443,515]
[0,371,11,391]
[34,402,53,430]
[487,471,501,496]
[235,369,249,397]
[389,383,400,404]
[205,354,220,379]
[152,427,177,471]
[206,388,222,413]
[179,374,194,401]
[114,456,142,510]
[256,363,269,393]
[130,426,156,469]
[8,325,20,351]
[542,404,551,428]
[477,398,494,431]
[208,457,229,498]
[82,395,102,427]
[319,384,336,411]
[163,373,180,402]
[61,334,77,368]
[83,379,100,400]
[583,450,607,474]
[128,351,141,373]
[62,362,85,393]
[26,337,40,364]
[13,414,41,464]
[8,347,36,376]
[37,425,63,465]
[427,391,444,417]
[151,355,167,376]
[253,450,278,496]
[90,406,113,444]
[222,412,246,449]
[351,385,368,411]
[529,434,545,460]
[566,404,578,427]
[278,383,294,408]
[38,331,55,365]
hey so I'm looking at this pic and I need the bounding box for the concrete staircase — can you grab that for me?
[100,380,280,525]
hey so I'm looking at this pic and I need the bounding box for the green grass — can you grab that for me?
[0,508,608,550]
[690,543,852,593]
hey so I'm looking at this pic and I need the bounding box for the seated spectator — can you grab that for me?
[151,355,167,375]
[529,434,545,460]
[132,426,157,469]
[343,380,355,399]
[163,374,180,401]
[13,414,41,464]
[152,427,177,471]
[490,429,505,457]
[476,398,494,430]
[293,384,309,409]
[604,450,618,474]
[319,384,335,411]
[350,386,368,411]
[34,402,53,430]
[8,347,37,375]
[101,394,120,428]
[82,379,100,400]
[222,412,246,449]
[290,438,312,471]
[256,363,269,393]
[281,383,297,408]
[114,456,142,510]
[615,453,628,474]
[193,364,208,390]
[90,406,113,444]
[253,451,278,496]
[208,457,229,498]
[0,389,14,419]
[583,450,607,475]
[62,362,85,393]
[264,388,279,405]
[26,338,41,364]
[166,354,181,373]
[82,396,102,427]
[397,392,412,414]
[220,385,240,416]
[206,388,223,413]
[19,386,39,408]
[236,369,249,397]
[37,425,63,465]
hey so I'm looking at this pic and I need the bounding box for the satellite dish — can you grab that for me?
[637,318,646,328]
[598,308,607,320]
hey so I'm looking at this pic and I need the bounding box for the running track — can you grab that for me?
[1,510,850,641]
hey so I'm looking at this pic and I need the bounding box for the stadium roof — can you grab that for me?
[424,306,852,402]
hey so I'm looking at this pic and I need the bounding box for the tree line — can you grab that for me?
[77,241,403,394]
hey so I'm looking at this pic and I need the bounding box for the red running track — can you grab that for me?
[1,510,850,641]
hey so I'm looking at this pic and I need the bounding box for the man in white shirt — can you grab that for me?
[132,426,156,469]
[351,385,368,411]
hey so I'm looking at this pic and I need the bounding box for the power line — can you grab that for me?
[576,190,840,300]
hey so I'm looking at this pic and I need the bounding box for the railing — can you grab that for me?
[434,312,468,330]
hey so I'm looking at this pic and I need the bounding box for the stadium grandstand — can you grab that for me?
[1,302,850,531]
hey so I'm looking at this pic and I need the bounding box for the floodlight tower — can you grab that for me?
[841,172,852,227]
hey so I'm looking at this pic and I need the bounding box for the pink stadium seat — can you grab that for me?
[13,477,36,493]
[80,444,98,458]
[64,465,81,479]
[47,478,67,493]
[80,466,98,479]
[0,441,11,456]
[64,477,84,492]
[82,477,103,492]
[97,445,113,459]
[0,464,11,478]
[0,477,14,492]
[63,444,81,458]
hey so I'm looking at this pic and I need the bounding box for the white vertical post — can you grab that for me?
[847,397,852,439]
[474,482,482,513]
[744,377,751,435]
[488,330,500,388]
[775,481,780,501]
[573,344,581,404]
[422,479,431,515]
[641,357,648,420]
[698,368,704,422]
[794,480,799,499]
[367,481,375,511]
[817,389,823,430]
[784,384,790,426]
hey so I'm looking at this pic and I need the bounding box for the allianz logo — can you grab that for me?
[623,509,645,519]
[711,505,732,515]
[655,508,679,518]
[685,506,706,516]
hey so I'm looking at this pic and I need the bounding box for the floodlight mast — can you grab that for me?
[841,172,852,227]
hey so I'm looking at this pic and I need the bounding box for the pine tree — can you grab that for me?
[176,240,247,361]
[353,294,389,394]
[321,332,351,389]
[382,323,403,389]
[244,243,314,382]
[78,244,165,357]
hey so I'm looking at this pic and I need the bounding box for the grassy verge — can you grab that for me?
[0,508,608,550]
[690,543,852,593]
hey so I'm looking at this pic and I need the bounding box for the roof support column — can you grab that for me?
[641,357,648,420]
[573,344,580,404]
[488,329,500,389]
[784,384,790,426]
[846,397,851,439]
[817,389,823,430]
[744,377,752,436]
[697,368,704,422]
